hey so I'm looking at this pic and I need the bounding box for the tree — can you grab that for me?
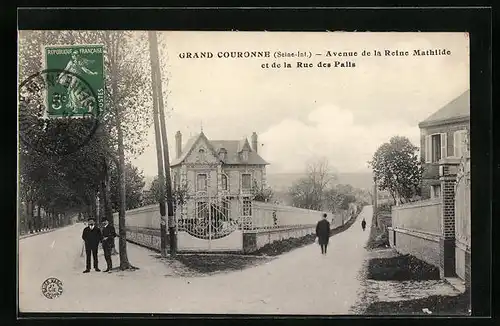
[18,30,156,270]
[251,179,274,202]
[288,157,336,210]
[146,176,190,207]
[109,162,146,211]
[368,136,424,205]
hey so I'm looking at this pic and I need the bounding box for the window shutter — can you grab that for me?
[453,131,460,157]
[440,133,447,159]
[425,135,431,163]
[461,130,468,155]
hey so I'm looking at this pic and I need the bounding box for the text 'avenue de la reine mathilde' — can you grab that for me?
[177,48,452,69]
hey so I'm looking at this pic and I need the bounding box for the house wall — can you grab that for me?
[420,120,469,198]
[222,165,265,195]
[420,121,470,159]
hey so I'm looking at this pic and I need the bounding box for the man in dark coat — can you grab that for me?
[361,218,367,231]
[101,219,116,273]
[82,217,102,273]
[316,213,331,255]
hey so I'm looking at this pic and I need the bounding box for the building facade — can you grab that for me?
[418,89,470,199]
[170,130,269,227]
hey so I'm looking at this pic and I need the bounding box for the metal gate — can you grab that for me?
[177,195,242,248]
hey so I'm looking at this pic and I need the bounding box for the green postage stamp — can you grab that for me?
[44,44,105,118]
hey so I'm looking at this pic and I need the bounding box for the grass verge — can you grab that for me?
[364,291,470,315]
[174,254,271,274]
[367,254,440,281]
[365,210,390,250]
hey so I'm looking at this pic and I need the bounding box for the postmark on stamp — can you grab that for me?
[41,277,63,299]
[18,68,101,156]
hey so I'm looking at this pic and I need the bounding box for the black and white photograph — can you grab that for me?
[18,27,473,315]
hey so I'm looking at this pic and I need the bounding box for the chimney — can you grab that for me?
[175,131,182,158]
[251,132,258,153]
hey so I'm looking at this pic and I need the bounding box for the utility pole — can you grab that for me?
[149,31,177,257]
[373,177,378,227]
[148,31,168,257]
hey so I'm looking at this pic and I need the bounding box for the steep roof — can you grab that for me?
[171,133,269,167]
[419,89,470,128]
[211,139,268,165]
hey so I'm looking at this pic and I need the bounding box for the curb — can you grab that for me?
[444,277,467,294]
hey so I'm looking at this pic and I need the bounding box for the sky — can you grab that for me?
[131,31,469,177]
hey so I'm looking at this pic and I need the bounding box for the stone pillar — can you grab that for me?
[438,158,460,278]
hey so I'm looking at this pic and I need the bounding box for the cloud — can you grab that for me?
[259,105,420,174]
[133,32,468,177]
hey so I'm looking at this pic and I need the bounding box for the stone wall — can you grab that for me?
[252,201,354,230]
[387,227,441,267]
[391,199,442,235]
[388,199,442,268]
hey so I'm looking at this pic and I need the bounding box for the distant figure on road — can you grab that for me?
[361,218,366,232]
[101,219,116,273]
[316,213,331,255]
[82,217,102,273]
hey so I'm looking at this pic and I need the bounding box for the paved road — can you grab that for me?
[19,206,372,314]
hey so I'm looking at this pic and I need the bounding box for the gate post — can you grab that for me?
[438,157,460,278]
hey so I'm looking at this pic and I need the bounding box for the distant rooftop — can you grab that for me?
[419,89,470,128]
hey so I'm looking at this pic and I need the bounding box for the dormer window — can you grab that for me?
[241,150,248,161]
[219,148,227,161]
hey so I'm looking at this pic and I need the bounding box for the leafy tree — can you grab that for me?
[145,176,190,208]
[251,179,274,202]
[368,136,424,205]
[18,30,157,270]
[109,162,146,211]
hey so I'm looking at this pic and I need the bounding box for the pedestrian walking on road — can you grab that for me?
[101,219,116,273]
[82,217,102,273]
[316,213,331,255]
[361,218,366,232]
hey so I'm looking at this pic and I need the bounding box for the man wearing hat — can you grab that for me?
[81,217,102,273]
[101,219,116,273]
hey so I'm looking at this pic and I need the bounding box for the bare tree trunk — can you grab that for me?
[103,158,114,225]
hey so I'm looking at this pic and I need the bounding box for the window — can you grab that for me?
[221,174,228,191]
[196,173,207,192]
[454,130,468,158]
[219,148,227,161]
[198,148,206,161]
[431,185,441,199]
[241,150,248,161]
[425,133,447,163]
[241,173,251,190]
[242,198,252,216]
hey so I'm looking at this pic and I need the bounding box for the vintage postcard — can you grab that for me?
[18,30,470,315]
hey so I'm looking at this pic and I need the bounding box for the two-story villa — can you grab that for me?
[170,130,269,225]
[419,89,470,199]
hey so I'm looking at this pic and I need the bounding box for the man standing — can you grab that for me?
[101,219,116,273]
[82,217,102,273]
[316,213,331,255]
